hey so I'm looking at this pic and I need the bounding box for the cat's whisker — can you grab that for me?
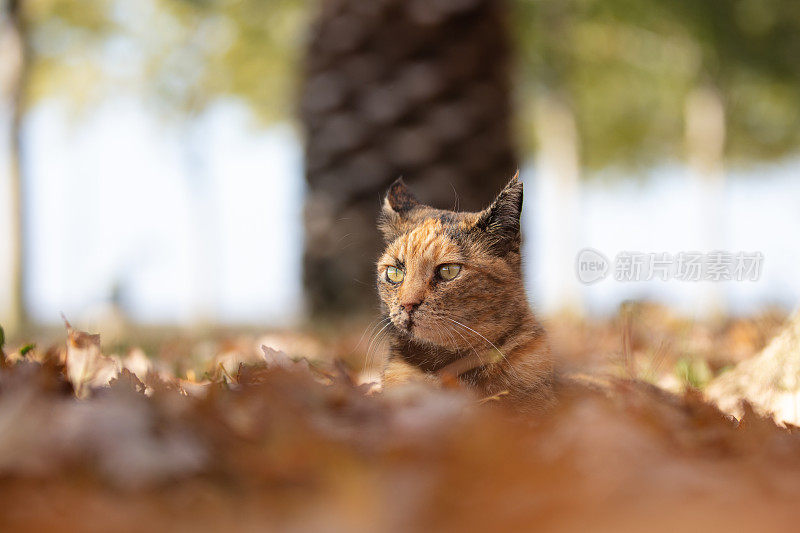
[366,323,391,372]
[446,321,484,368]
[448,323,491,375]
[429,324,443,350]
[355,316,386,353]
[435,321,457,351]
[426,312,464,355]
[446,317,508,365]
[359,317,387,372]
[428,323,442,346]
[364,330,383,374]
[364,318,392,373]
[443,325,459,353]
[448,318,525,383]
[359,316,388,356]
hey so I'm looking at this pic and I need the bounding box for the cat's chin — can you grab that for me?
[405,324,442,346]
[391,318,446,347]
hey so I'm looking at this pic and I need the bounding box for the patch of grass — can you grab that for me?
[675,356,713,389]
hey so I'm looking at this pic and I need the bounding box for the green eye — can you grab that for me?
[386,266,405,284]
[438,264,461,281]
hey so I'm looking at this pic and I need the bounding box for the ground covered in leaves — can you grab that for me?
[0,306,798,532]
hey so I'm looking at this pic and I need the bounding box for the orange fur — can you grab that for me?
[376,175,555,411]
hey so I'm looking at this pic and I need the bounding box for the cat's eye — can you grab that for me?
[386,266,405,284]
[438,264,461,281]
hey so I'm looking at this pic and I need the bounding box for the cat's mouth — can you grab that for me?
[396,315,441,344]
[393,311,443,344]
[396,315,414,332]
[392,312,418,335]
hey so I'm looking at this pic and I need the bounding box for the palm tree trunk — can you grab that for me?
[300,0,517,319]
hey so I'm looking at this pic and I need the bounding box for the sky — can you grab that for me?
[1,97,799,328]
[2,97,305,327]
[529,159,800,317]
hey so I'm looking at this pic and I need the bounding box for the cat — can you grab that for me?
[376,173,555,410]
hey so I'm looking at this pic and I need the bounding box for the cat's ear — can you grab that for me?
[474,171,523,254]
[383,177,420,214]
[379,178,420,241]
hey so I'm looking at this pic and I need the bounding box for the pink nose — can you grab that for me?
[400,301,421,314]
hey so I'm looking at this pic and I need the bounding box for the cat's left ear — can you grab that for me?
[379,178,420,241]
[475,171,523,254]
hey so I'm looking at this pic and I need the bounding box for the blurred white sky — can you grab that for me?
[527,159,800,318]
[1,97,799,326]
[1,97,305,327]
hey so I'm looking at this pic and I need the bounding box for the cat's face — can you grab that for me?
[376,174,527,347]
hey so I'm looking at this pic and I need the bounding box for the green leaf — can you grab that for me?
[20,343,36,357]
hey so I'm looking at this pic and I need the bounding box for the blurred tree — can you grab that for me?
[512,0,681,314]
[128,0,307,323]
[512,0,800,314]
[686,1,800,408]
[3,0,309,329]
[300,0,518,318]
[151,0,306,122]
[1,0,28,335]
[667,0,800,161]
[0,0,114,335]
[512,0,586,315]
[153,0,800,319]
[0,0,307,328]
[136,0,234,325]
[615,0,800,314]
[513,0,694,172]
[4,0,799,326]
[514,0,800,171]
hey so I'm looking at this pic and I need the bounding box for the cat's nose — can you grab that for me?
[400,300,421,314]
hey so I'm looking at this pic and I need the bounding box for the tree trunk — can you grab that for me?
[706,310,800,425]
[532,91,582,315]
[182,119,218,326]
[685,85,726,317]
[300,0,517,318]
[2,0,29,335]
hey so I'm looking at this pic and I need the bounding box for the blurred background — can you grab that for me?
[1,0,800,341]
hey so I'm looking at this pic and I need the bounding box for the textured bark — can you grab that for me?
[300,0,517,317]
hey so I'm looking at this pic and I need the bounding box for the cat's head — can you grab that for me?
[376,173,528,347]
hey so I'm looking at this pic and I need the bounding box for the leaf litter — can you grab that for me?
[0,315,798,532]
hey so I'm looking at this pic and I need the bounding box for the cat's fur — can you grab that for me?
[377,174,555,410]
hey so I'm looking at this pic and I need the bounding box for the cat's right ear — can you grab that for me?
[384,178,419,214]
[379,178,419,241]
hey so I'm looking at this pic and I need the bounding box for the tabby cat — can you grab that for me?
[376,174,555,409]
